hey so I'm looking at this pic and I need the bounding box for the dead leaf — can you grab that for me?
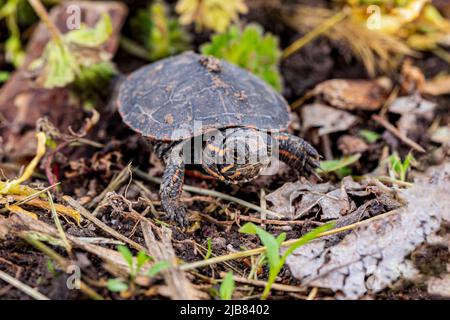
[286,162,450,299]
[312,78,391,111]
[338,135,369,155]
[388,94,436,135]
[141,221,207,300]
[301,104,358,136]
[427,275,450,298]
[431,126,450,145]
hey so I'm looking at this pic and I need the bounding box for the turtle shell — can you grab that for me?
[117,52,290,141]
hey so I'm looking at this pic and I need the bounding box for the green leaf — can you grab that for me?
[201,24,282,91]
[239,222,280,274]
[0,71,10,83]
[358,129,381,143]
[205,238,212,260]
[148,260,170,277]
[129,2,190,61]
[117,245,134,271]
[318,153,362,173]
[136,250,150,273]
[65,13,112,47]
[106,278,129,292]
[219,272,235,300]
[283,222,334,259]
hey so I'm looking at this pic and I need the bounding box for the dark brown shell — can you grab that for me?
[117,52,290,141]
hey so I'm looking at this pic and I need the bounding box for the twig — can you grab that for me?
[47,191,72,255]
[28,0,63,45]
[372,114,426,153]
[282,8,349,59]
[0,132,46,194]
[134,169,283,219]
[180,208,401,271]
[0,270,50,300]
[306,287,319,300]
[225,273,307,293]
[89,163,132,210]
[63,195,147,252]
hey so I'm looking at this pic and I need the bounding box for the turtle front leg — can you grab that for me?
[160,143,188,227]
[273,132,321,179]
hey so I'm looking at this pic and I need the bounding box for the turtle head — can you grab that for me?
[202,128,272,183]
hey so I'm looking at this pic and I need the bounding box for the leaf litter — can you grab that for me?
[284,163,450,299]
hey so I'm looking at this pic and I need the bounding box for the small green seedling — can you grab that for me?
[129,1,190,61]
[239,222,334,300]
[201,24,282,91]
[205,237,212,260]
[106,278,129,293]
[388,152,415,182]
[358,129,381,143]
[219,271,235,300]
[318,153,361,178]
[148,260,170,277]
[176,0,248,33]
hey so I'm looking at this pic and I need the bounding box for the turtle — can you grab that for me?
[117,52,320,226]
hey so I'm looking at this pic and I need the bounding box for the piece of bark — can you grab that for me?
[141,221,207,300]
[0,1,128,160]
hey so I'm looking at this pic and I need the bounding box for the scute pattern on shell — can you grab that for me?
[118,52,290,141]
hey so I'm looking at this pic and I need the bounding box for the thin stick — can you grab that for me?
[47,191,72,255]
[63,195,147,252]
[180,208,401,271]
[282,9,348,59]
[0,270,50,300]
[14,183,60,206]
[28,0,63,44]
[372,114,426,153]
[133,169,283,219]
[307,287,319,300]
[227,274,307,293]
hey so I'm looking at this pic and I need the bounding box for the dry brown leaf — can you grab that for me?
[388,94,436,135]
[301,104,358,136]
[338,135,369,155]
[311,79,391,111]
[286,163,450,299]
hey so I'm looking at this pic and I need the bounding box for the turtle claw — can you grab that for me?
[165,205,189,228]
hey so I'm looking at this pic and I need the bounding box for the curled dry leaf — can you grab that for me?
[311,79,391,111]
[338,135,369,155]
[285,163,450,299]
[265,179,362,220]
[388,94,437,135]
[301,103,358,136]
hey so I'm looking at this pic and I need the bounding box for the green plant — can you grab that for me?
[318,153,361,178]
[205,237,212,260]
[219,271,235,300]
[176,0,247,33]
[148,260,170,277]
[129,1,190,61]
[0,71,10,83]
[388,152,415,181]
[358,129,381,143]
[0,0,31,67]
[29,12,116,90]
[239,222,333,300]
[201,24,282,91]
